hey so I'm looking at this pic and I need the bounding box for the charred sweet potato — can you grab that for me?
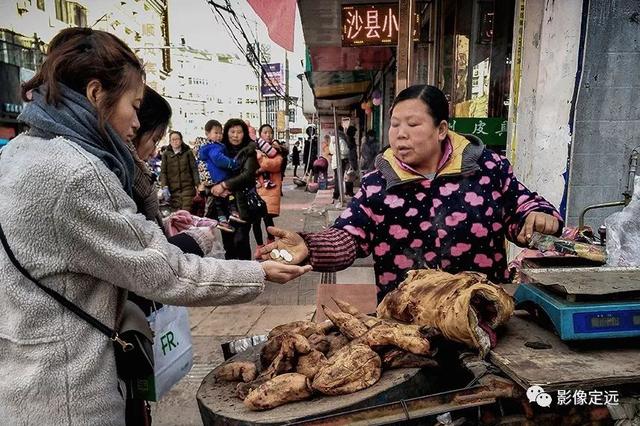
[296,349,327,379]
[322,305,368,340]
[244,373,314,411]
[312,342,381,395]
[382,348,439,369]
[363,322,434,355]
[268,320,324,339]
[213,361,257,383]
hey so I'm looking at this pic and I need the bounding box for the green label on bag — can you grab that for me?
[160,331,179,355]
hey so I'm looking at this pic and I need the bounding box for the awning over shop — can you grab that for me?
[309,46,393,72]
[306,70,375,99]
[298,0,394,113]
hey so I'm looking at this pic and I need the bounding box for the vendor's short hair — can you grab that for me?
[390,84,449,125]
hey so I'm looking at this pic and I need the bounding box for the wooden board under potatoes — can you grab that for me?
[197,342,430,425]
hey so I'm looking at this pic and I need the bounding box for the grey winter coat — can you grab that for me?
[0,134,265,425]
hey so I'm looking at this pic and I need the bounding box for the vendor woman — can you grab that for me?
[261,85,563,302]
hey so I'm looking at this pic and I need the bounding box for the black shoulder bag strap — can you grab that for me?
[0,221,133,352]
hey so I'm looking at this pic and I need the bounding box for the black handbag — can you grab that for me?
[0,222,154,381]
[245,186,268,217]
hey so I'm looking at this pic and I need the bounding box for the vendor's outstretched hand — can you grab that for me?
[517,212,560,245]
[259,226,309,265]
[261,260,312,283]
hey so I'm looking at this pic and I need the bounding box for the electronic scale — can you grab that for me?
[514,264,640,340]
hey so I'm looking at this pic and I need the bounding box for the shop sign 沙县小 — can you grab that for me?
[342,4,419,47]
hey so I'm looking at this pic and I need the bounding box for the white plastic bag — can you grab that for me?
[131,305,193,401]
[605,176,640,266]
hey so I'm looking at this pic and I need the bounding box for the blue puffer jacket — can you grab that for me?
[199,141,239,184]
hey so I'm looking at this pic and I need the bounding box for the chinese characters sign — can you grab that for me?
[261,63,283,97]
[448,117,507,147]
[342,4,419,47]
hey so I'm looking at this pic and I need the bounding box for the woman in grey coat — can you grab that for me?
[0,27,310,425]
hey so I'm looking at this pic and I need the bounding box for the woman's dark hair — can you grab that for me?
[133,86,171,147]
[21,27,145,134]
[389,84,449,125]
[258,123,274,136]
[222,118,252,148]
[205,119,222,133]
[169,130,183,142]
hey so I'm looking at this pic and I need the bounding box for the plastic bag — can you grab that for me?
[605,176,640,266]
[130,306,193,401]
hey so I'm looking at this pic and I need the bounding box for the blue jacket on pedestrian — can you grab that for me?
[199,140,239,184]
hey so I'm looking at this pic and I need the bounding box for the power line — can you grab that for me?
[204,0,298,106]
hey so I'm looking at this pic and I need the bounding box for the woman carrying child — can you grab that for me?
[253,124,284,257]
[211,119,260,260]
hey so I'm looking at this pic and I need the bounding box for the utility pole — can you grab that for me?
[285,51,290,145]
[256,21,263,125]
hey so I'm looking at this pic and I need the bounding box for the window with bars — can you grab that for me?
[37,0,45,10]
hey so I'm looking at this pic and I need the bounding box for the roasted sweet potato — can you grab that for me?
[312,342,381,395]
[382,348,439,369]
[307,333,330,354]
[268,320,323,339]
[261,333,311,379]
[244,373,314,411]
[296,349,327,379]
[363,322,433,355]
[213,361,257,383]
[332,298,381,328]
[236,377,269,400]
[325,331,350,358]
[260,332,311,368]
[322,305,368,340]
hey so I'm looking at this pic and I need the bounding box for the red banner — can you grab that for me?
[248,0,296,52]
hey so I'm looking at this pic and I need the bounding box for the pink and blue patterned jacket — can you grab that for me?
[303,131,563,302]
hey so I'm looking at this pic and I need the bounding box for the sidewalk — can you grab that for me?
[152,178,377,425]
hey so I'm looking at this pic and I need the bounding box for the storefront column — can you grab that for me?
[507,0,583,211]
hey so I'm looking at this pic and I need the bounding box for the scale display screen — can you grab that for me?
[574,310,640,334]
[591,316,620,328]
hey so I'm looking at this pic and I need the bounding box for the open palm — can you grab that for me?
[259,226,309,265]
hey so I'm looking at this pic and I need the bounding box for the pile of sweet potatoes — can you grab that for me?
[213,299,439,411]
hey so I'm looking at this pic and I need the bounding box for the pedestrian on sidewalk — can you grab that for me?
[160,130,200,211]
[253,133,285,258]
[255,124,279,189]
[259,84,562,303]
[198,119,245,232]
[292,141,301,177]
[360,129,379,174]
[0,28,311,426]
[210,119,261,260]
[279,141,289,179]
[329,129,352,202]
